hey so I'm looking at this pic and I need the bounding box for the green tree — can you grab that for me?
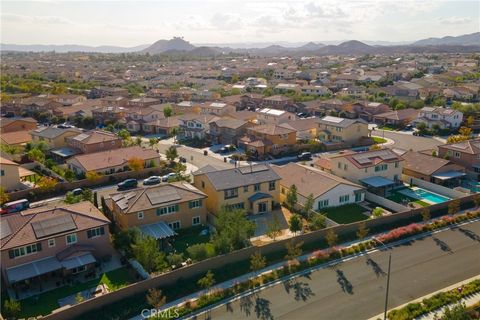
[146,288,166,309]
[438,302,472,320]
[37,177,58,191]
[356,221,369,240]
[325,229,338,248]
[118,129,131,140]
[303,193,314,219]
[250,251,266,275]
[288,214,303,235]
[165,146,178,163]
[163,106,173,118]
[3,298,21,318]
[149,138,158,148]
[309,214,326,231]
[284,240,303,261]
[286,184,298,209]
[131,235,167,273]
[266,216,282,240]
[212,206,255,251]
[27,148,45,163]
[64,169,76,182]
[197,270,215,295]
[64,191,82,204]
[166,253,184,267]
[113,228,141,257]
[75,292,85,304]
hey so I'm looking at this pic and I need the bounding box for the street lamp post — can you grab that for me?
[374,238,392,320]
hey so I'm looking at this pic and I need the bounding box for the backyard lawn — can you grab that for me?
[16,267,135,318]
[173,226,210,254]
[387,191,429,207]
[322,204,369,224]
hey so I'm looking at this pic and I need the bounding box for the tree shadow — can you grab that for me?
[240,294,254,317]
[254,295,274,320]
[366,257,386,277]
[336,269,354,295]
[432,237,453,253]
[225,301,233,313]
[457,228,480,243]
[283,279,315,302]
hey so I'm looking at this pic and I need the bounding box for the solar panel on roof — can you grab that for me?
[1,221,12,239]
[322,116,344,123]
[31,214,77,238]
[238,165,269,174]
[146,187,181,205]
[73,133,89,141]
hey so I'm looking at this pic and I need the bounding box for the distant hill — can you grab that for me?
[141,37,195,54]
[413,32,480,46]
[0,43,149,53]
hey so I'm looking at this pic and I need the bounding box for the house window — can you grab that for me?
[355,193,363,202]
[343,164,348,170]
[138,211,144,220]
[454,152,460,158]
[269,181,276,191]
[339,195,350,203]
[66,233,77,245]
[244,186,249,192]
[229,202,245,210]
[192,216,201,226]
[189,199,202,209]
[48,239,55,248]
[9,243,42,259]
[318,199,329,210]
[395,162,399,168]
[0,170,4,176]
[254,183,261,191]
[156,204,180,215]
[364,168,368,173]
[224,188,239,199]
[169,221,181,230]
[87,226,105,239]
[281,187,286,194]
[337,162,342,169]
[72,265,87,274]
[201,181,205,189]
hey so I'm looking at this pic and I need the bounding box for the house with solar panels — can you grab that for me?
[0,201,114,296]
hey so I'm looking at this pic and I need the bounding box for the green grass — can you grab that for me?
[387,192,430,207]
[16,267,135,318]
[173,226,210,254]
[321,204,369,224]
[372,136,387,144]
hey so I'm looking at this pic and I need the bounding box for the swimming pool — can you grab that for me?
[397,187,450,204]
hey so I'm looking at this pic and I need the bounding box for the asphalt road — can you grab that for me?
[372,129,444,152]
[200,220,480,320]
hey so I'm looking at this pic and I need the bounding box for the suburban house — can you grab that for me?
[412,107,463,129]
[300,85,331,96]
[0,156,21,191]
[30,127,83,149]
[66,146,160,176]
[128,97,160,108]
[208,118,251,145]
[91,106,127,126]
[262,95,293,109]
[318,148,404,196]
[438,138,480,180]
[241,93,264,110]
[53,94,87,106]
[316,116,369,146]
[199,102,236,116]
[89,86,129,98]
[142,116,180,136]
[401,151,466,187]
[0,202,114,293]
[123,107,165,133]
[100,96,128,108]
[372,108,420,128]
[0,117,37,133]
[238,124,296,157]
[193,164,281,216]
[0,130,33,151]
[255,108,297,125]
[272,163,365,211]
[66,130,123,154]
[278,118,318,140]
[109,182,207,236]
[352,102,391,121]
[178,114,220,140]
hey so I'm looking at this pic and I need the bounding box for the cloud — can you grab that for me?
[210,13,244,30]
[438,16,473,25]
[1,12,73,25]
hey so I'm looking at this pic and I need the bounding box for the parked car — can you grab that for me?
[117,179,138,190]
[179,156,187,163]
[2,199,30,214]
[219,145,236,154]
[143,176,161,185]
[297,152,312,161]
[71,188,83,196]
[161,173,177,182]
[297,112,308,118]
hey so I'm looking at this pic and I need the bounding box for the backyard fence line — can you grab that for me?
[41,193,479,320]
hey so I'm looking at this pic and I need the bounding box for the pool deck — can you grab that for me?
[397,186,451,205]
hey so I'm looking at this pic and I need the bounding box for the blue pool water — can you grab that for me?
[414,189,450,203]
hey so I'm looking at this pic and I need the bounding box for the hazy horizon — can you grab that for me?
[2,0,479,47]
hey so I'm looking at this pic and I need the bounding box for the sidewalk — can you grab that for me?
[368,275,480,320]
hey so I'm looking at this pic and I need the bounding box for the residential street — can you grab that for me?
[200,220,480,320]
[371,129,444,151]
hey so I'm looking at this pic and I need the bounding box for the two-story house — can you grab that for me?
[30,126,83,149]
[178,114,220,140]
[199,102,236,116]
[1,202,114,294]
[438,138,480,180]
[91,106,127,126]
[351,102,391,122]
[0,117,37,133]
[262,95,293,109]
[255,108,297,125]
[0,156,22,191]
[128,97,160,108]
[411,107,463,129]
[193,164,281,215]
[316,116,369,146]
[238,124,296,157]
[66,130,123,154]
[208,118,252,145]
[110,182,207,236]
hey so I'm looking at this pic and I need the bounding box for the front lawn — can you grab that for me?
[172,226,210,254]
[372,136,387,144]
[17,267,135,318]
[321,204,369,224]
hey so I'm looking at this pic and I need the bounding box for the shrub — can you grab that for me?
[186,243,216,261]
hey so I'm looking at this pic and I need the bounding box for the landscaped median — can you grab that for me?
[148,210,480,320]
[387,278,480,320]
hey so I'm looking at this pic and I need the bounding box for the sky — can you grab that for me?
[1,0,479,46]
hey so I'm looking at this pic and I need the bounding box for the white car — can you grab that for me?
[161,173,177,182]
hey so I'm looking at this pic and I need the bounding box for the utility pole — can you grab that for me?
[384,252,392,320]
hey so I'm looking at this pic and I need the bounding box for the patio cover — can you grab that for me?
[50,147,78,158]
[139,221,176,240]
[248,192,273,202]
[60,253,96,270]
[432,171,466,180]
[6,256,62,284]
[360,176,396,188]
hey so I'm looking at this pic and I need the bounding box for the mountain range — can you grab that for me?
[2,32,479,55]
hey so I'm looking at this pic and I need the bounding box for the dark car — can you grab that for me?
[219,145,236,154]
[143,176,161,186]
[297,152,312,161]
[117,179,138,190]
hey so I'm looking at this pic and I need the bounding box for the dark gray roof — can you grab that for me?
[192,164,220,176]
[201,164,280,190]
[248,192,273,202]
[31,214,77,238]
[31,127,81,139]
[316,116,367,128]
